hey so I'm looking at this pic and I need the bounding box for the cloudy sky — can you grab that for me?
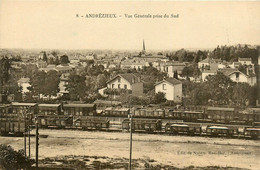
[0,1,260,50]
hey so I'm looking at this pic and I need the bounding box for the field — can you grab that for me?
[0,129,259,169]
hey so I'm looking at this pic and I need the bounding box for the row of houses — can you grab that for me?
[200,57,257,86]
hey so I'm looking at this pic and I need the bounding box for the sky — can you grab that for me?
[0,1,260,50]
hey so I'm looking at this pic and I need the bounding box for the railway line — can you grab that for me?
[0,102,260,139]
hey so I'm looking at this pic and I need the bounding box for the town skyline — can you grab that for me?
[1,1,260,50]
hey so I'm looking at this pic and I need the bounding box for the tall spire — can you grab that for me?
[143,40,146,51]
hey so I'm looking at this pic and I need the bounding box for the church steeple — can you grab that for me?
[143,40,146,51]
[142,40,146,55]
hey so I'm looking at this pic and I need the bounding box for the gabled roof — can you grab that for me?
[199,58,210,63]
[55,66,73,71]
[220,68,247,77]
[18,78,30,83]
[107,73,141,85]
[154,78,182,86]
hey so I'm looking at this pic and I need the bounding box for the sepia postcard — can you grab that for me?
[0,0,259,170]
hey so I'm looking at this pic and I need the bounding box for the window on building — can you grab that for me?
[235,72,239,81]
[118,84,120,89]
[163,84,166,90]
[124,84,127,89]
[112,84,114,88]
[118,78,121,83]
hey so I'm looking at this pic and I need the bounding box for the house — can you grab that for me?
[238,58,253,65]
[229,62,241,68]
[36,61,47,69]
[55,65,73,73]
[120,59,146,70]
[85,55,94,60]
[220,68,256,86]
[17,77,31,94]
[164,62,186,77]
[198,58,210,69]
[202,70,217,82]
[154,78,182,102]
[106,73,143,96]
[58,73,70,95]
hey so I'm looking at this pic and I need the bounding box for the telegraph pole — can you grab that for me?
[35,116,39,169]
[24,111,27,157]
[129,110,133,170]
[28,108,31,158]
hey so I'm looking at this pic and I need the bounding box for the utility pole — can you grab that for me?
[28,107,31,158]
[35,116,39,169]
[24,109,27,157]
[129,109,133,170]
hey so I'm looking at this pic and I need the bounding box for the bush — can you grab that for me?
[0,144,34,170]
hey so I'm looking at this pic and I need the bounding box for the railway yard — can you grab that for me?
[1,129,259,169]
[1,102,260,169]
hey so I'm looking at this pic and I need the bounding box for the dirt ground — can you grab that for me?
[1,129,259,169]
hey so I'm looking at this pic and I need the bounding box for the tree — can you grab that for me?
[96,74,108,90]
[0,56,11,86]
[60,55,70,65]
[238,64,247,75]
[54,56,60,65]
[0,144,34,169]
[153,92,166,104]
[66,72,87,101]
[42,51,48,62]
[21,64,38,79]
[44,70,60,96]
[29,70,46,96]
[232,83,256,107]
[173,70,178,79]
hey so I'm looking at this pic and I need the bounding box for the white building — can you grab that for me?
[17,78,31,94]
[238,58,253,65]
[154,78,182,102]
[201,70,217,82]
[198,58,210,69]
[164,62,186,77]
[221,68,256,86]
[106,73,143,96]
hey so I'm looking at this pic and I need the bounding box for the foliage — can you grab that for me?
[66,72,87,101]
[138,66,167,93]
[0,57,22,101]
[60,55,70,65]
[104,88,132,95]
[29,70,60,97]
[166,49,208,63]
[0,144,34,170]
[42,51,48,62]
[153,92,166,104]
[85,65,106,76]
[0,56,11,86]
[238,64,248,75]
[211,44,259,64]
[183,72,257,107]
[21,64,38,79]
[182,64,201,78]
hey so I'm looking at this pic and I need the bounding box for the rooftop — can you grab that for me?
[18,77,30,83]
[155,78,182,86]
